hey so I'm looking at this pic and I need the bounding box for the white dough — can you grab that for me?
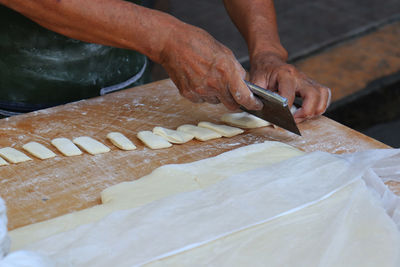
[198,121,244,137]
[137,131,172,149]
[9,143,400,267]
[0,147,32,164]
[221,112,271,128]
[177,124,221,141]
[1,197,54,266]
[22,142,56,160]
[106,132,136,151]
[153,127,194,144]
[0,157,8,166]
[10,142,302,250]
[0,197,10,259]
[73,136,110,155]
[51,138,82,157]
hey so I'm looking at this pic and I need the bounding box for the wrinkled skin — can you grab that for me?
[161,25,330,122]
[249,52,331,123]
[160,25,262,111]
[0,0,331,123]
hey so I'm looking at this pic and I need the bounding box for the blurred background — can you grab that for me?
[150,0,400,147]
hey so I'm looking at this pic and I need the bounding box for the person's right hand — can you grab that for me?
[159,23,263,111]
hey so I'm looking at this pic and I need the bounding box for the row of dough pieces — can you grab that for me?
[0,112,271,166]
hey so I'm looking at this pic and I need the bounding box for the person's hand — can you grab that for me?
[249,52,331,123]
[159,23,262,111]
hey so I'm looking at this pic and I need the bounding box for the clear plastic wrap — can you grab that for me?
[17,145,400,267]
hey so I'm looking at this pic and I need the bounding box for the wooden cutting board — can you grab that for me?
[0,79,395,230]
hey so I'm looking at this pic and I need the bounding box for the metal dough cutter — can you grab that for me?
[240,80,301,136]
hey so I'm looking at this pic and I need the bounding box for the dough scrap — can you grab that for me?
[106,132,136,151]
[153,127,194,144]
[51,138,82,157]
[0,157,8,166]
[73,137,110,155]
[177,124,221,141]
[221,112,270,128]
[22,142,56,160]
[0,147,32,164]
[198,121,244,137]
[137,131,172,149]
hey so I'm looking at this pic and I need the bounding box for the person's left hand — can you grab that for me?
[249,52,331,123]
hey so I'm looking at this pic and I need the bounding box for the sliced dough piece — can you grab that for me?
[153,127,194,144]
[198,121,244,138]
[51,138,82,157]
[177,124,222,141]
[290,105,298,114]
[73,136,110,155]
[22,142,56,160]
[137,131,172,149]
[221,112,271,129]
[0,156,8,166]
[0,147,32,164]
[107,132,136,151]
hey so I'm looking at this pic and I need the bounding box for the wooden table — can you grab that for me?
[0,79,396,230]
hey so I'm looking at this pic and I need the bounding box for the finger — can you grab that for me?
[316,87,331,115]
[180,89,204,103]
[217,86,240,111]
[202,96,220,105]
[293,86,320,121]
[228,77,263,110]
[249,69,268,89]
[276,74,297,107]
[267,70,279,91]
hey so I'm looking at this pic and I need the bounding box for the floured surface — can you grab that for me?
[12,143,400,267]
[0,79,394,231]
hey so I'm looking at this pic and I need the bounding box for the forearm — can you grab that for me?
[0,0,179,63]
[223,0,288,61]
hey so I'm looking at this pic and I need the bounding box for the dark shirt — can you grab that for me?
[0,1,148,114]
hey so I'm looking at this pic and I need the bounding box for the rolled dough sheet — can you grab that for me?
[177,124,221,141]
[0,147,32,164]
[10,142,303,250]
[221,112,270,128]
[198,121,244,137]
[22,142,56,160]
[73,136,110,155]
[106,132,136,151]
[152,127,194,144]
[13,144,400,266]
[51,138,82,157]
[137,131,172,149]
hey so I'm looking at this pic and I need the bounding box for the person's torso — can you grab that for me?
[0,0,149,114]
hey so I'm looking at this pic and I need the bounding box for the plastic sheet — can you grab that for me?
[19,145,400,267]
[0,198,10,260]
[2,143,400,266]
